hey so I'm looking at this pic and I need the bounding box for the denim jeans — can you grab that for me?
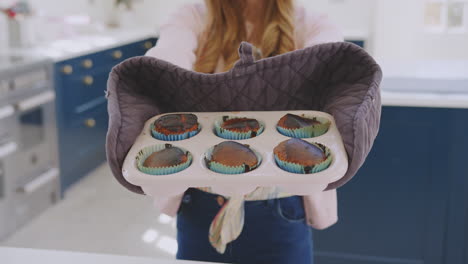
[176,188,313,264]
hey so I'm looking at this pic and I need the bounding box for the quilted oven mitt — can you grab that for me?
[106,41,382,194]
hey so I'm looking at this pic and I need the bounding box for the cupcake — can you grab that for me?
[151,114,200,141]
[136,144,192,175]
[276,113,330,138]
[273,138,332,174]
[214,116,264,140]
[205,141,261,174]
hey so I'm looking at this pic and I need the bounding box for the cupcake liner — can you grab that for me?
[277,116,330,138]
[214,116,265,140]
[151,123,201,141]
[204,145,263,174]
[136,144,193,175]
[274,142,333,174]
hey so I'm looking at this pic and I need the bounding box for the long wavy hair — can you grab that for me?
[194,0,296,73]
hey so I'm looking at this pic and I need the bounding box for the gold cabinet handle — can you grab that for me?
[62,65,73,75]
[112,50,123,59]
[83,76,94,86]
[143,41,153,50]
[82,59,93,69]
[84,118,96,128]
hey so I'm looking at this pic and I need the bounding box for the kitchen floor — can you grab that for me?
[1,163,177,259]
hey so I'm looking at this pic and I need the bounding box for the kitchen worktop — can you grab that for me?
[3,27,157,62]
[1,247,216,264]
[2,27,467,109]
[379,60,468,108]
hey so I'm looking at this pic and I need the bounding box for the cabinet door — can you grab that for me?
[443,109,468,264]
[59,104,109,191]
[314,107,449,264]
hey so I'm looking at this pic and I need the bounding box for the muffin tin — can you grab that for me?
[122,111,348,197]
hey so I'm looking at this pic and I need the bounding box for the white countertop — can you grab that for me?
[381,91,468,109]
[2,27,468,109]
[379,59,468,109]
[1,247,216,264]
[3,27,157,62]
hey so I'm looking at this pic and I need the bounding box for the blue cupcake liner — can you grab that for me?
[136,144,193,175]
[214,116,265,140]
[274,142,333,174]
[204,144,262,174]
[277,116,330,138]
[150,123,200,141]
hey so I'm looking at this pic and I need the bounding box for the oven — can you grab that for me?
[10,89,60,228]
[10,89,58,185]
[0,57,60,240]
[0,103,17,239]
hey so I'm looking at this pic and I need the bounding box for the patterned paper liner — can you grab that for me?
[274,142,333,174]
[204,144,263,174]
[136,144,193,175]
[151,123,201,141]
[214,116,265,140]
[276,115,330,138]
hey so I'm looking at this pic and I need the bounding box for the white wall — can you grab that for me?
[0,15,6,51]
[2,0,466,61]
[373,0,468,61]
[27,0,115,24]
[134,0,376,38]
[130,0,201,29]
[298,0,376,38]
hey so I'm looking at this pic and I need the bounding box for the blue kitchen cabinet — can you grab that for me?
[346,39,365,48]
[54,38,157,192]
[313,107,468,264]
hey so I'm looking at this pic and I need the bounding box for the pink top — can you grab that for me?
[145,3,343,230]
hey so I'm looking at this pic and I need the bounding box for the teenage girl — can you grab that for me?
[146,1,343,263]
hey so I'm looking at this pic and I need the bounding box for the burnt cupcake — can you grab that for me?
[151,114,200,141]
[273,138,332,174]
[276,113,330,138]
[214,116,264,140]
[136,144,192,175]
[205,141,261,174]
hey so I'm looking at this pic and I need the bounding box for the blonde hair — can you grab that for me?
[194,0,296,73]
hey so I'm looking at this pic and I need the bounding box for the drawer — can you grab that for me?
[13,167,59,230]
[98,38,157,66]
[61,67,110,118]
[56,56,99,77]
[55,38,158,80]
[9,141,55,186]
[56,50,124,78]
[57,37,157,69]
[122,38,158,57]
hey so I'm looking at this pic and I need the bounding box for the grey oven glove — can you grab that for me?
[106,41,382,194]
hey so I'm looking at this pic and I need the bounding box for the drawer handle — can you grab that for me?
[0,141,17,159]
[0,105,15,120]
[112,50,123,59]
[143,41,153,50]
[82,59,93,69]
[17,90,56,112]
[83,76,94,86]
[62,65,73,75]
[84,118,96,128]
[17,168,59,194]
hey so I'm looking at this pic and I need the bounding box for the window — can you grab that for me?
[447,2,466,28]
[424,0,468,32]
